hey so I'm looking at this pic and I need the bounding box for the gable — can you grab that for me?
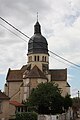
[6,68,23,82]
[24,65,47,79]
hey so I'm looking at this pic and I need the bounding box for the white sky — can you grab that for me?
[0,0,80,97]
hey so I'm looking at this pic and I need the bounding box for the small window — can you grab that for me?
[34,56,36,61]
[18,107,20,112]
[0,101,2,113]
[37,56,39,61]
[42,56,44,61]
[21,107,23,112]
[45,56,46,62]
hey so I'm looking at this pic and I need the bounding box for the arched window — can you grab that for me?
[37,56,39,61]
[45,56,46,62]
[42,56,44,61]
[34,56,36,61]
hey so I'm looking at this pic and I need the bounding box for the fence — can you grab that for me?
[38,108,73,120]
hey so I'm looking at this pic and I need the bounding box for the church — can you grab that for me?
[1,20,70,119]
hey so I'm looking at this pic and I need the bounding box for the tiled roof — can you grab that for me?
[49,68,67,81]
[21,65,28,71]
[0,90,9,100]
[6,66,67,82]
[24,65,47,79]
[9,101,24,107]
[6,68,23,82]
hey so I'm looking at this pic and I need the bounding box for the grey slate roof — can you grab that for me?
[28,21,48,55]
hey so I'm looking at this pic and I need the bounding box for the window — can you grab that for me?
[45,56,46,62]
[42,56,44,61]
[18,107,20,112]
[37,56,39,61]
[34,56,37,61]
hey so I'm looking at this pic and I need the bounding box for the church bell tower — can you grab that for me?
[27,20,49,74]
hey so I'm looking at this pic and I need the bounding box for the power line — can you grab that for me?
[0,17,30,39]
[49,50,80,68]
[1,23,80,71]
[0,16,80,69]
[50,55,80,71]
[0,24,27,43]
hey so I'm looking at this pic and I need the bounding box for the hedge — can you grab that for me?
[15,112,38,120]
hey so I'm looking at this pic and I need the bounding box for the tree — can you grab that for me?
[64,94,72,111]
[26,82,64,115]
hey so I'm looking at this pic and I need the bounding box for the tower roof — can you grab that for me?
[28,21,48,55]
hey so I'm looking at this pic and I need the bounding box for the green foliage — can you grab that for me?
[64,94,72,110]
[26,82,64,115]
[15,112,38,120]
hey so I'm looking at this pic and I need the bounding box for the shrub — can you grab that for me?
[15,112,38,120]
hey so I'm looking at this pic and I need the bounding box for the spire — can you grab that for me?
[37,12,38,22]
[34,13,41,34]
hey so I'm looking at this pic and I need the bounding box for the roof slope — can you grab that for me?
[9,101,24,106]
[49,68,67,81]
[0,90,9,100]
[24,65,47,79]
[6,68,23,82]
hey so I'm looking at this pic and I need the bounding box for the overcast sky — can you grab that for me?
[0,0,80,97]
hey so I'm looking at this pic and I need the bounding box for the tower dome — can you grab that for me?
[28,21,48,55]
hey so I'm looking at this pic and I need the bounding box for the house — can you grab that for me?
[0,90,9,120]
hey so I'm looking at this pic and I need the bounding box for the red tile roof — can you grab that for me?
[9,101,24,107]
[0,90,9,100]
[49,68,67,81]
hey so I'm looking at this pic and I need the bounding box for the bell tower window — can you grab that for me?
[42,56,44,61]
[37,56,39,61]
[45,56,46,62]
[34,56,36,61]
